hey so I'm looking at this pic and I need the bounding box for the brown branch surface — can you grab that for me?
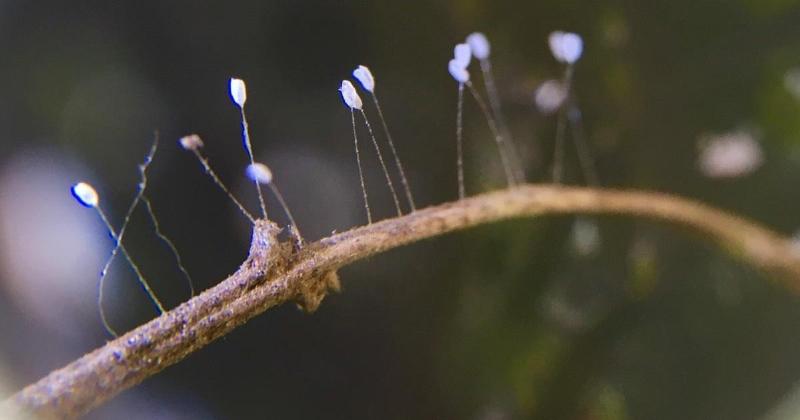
[7,185,800,418]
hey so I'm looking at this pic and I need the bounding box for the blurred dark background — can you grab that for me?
[3,1,800,419]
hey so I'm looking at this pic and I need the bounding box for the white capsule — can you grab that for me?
[549,31,583,64]
[339,80,363,110]
[466,32,490,60]
[448,59,470,83]
[71,182,99,208]
[453,43,472,68]
[246,162,273,185]
[353,65,375,93]
[178,134,204,151]
[229,78,247,108]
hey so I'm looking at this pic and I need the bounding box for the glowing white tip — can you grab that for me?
[71,182,99,208]
[229,77,247,108]
[534,79,568,114]
[339,80,363,110]
[179,134,204,151]
[246,162,273,185]
[466,32,490,60]
[548,31,583,64]
[353,65,375,93]
[453,43,472,68]
[448,59,470,83]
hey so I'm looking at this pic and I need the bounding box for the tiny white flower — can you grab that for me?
[448,59,470,83]
[246,162,273,185]
[453,43,472,68]
[548,31,583,64]
[533,79,568,114]
[71,182,99,208]
[466,32,490,60]
[339,80,363,110]
[229,77,247,108]
[178,134,204,151]
[353,65,375,93]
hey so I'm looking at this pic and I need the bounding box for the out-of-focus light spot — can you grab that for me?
[245,162,273,185]
[570,217,601,256]
[697,130,763,178]
[533,80,567,115]
[0,148,105,334]
[785,67,800,101]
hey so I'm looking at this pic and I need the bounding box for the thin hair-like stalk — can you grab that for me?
[359,109,402,217]
[456,83,466,199]
[141,196,195,297]
[351,110,372,224]
[370,94,416,211]
[96,140,165,336]
[567,104,600,186]
[266,183,299,236]
[465,81,516,189]
[552,65,574,183]
[478,59,525,184]
[95,207,165,337]
[239,107,268,219]
[189,148,256,224]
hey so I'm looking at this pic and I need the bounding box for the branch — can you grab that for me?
[6,184,800,418]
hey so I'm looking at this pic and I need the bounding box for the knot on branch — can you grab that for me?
[246,219,340,312]
[295,269,341,312]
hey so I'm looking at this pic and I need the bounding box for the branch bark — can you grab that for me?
[6,184,800,418]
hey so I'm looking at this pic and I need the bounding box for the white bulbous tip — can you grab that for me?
[179,134,204,151]
[466,32,490,60]
[71,182,99,208]
[448,59,470,83]
[549,31,583,64]
[229,77,247,108]
[246,162,273,185]
[353,65,375,93]
[339,80,363,110]
[453,43,472,68]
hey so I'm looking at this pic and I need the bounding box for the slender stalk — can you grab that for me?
[240,107,268,219]
[479,59,525,184]
[8,185,800,419]
[189,149,256,224]
[371,95,416,211]
[360,110,403,217]
[96,208,165,316]
[567,104,600,186]
[552,65,574,183]
[142,196,195,297]
[457,83,465,199]
[267,182,299,236]
[351,110,372,224]
[466,81,516,189]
